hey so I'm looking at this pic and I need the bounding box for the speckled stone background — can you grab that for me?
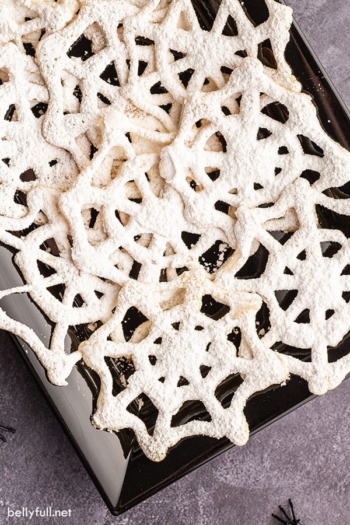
[1,1,350,524]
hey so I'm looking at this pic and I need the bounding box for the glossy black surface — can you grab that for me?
[0,0,350,516]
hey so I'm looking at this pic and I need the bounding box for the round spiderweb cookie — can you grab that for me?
[0,0,350,461]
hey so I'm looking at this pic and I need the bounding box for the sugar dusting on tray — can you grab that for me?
[0,0,350,460]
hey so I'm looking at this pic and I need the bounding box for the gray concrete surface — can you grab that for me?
[1,1,350,524]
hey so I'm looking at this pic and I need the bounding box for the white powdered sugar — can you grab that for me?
[0,0,350,461]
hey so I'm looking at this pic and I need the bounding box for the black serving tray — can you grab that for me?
[1,0,350,515]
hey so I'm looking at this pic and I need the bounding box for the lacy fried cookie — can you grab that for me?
[0,0,350,461]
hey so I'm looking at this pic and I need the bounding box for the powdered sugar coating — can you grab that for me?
[81,269,288,461]
[0,0,81,48]
[0,0,350,460]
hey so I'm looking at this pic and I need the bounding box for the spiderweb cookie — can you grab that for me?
[0,0,350,461]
